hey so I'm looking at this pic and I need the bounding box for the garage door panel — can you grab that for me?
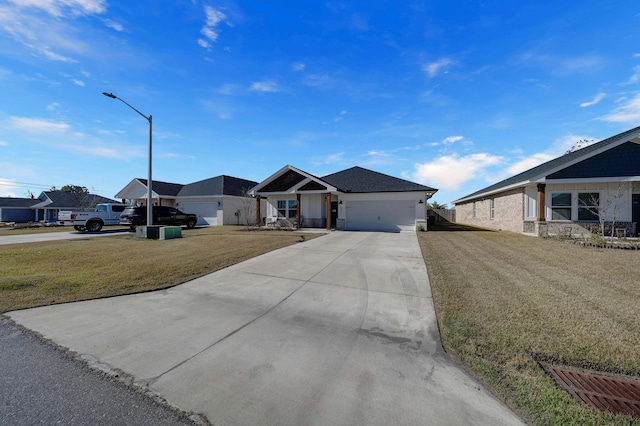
[346,200,415,232]
[181,202,218,226]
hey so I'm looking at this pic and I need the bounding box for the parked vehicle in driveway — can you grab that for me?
[119,206,198,230]
[58,203,129,232]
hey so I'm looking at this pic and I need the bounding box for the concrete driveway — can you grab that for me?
[7,231,524,425]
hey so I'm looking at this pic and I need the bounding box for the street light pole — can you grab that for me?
[102,92,153,229]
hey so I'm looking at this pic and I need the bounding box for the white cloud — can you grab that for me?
[0,1,104,63]
[516,51,604,75]
[422,58,455,78]
[292,62,305,71]
[580,93,605,107]
[429,135,468,147]
[600,93,640,123]
[412,153,503,190]
[0,141,8,146]
[58,144,121,158]
[198,5,228,49]
[249,81,280,93]
[506,133,595,176]
[7,116,70,133]
[333,110,347,122]
[302,73,334,89]
[0,178,20,197]
[217,83,239,95]
[9,0,107,17]
[103,19,123,32]
[311,152,345,165]
[72,79,85,86]
[627,65,640,84]
[506,153,555,175]
[442,135,463,145]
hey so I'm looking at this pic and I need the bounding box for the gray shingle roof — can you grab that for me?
[0,197,39,208]
[37,191,119,208]
[455,125,640,203]
[178,176,258,197]
[321,166,437,193]
[132,176,258,197]
[137,179,184,197]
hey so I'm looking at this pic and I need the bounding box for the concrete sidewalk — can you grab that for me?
[8,231,524,425]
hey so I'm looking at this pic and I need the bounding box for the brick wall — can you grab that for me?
[456,188,524,233]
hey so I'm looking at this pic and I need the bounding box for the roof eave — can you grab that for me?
[454,181,529,204]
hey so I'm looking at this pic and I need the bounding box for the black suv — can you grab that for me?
[120,206,198,229]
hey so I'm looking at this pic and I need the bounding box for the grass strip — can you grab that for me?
[418,222,640,425]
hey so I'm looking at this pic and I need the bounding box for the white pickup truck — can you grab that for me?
[58,203,129,232]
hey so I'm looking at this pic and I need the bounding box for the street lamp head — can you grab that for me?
[102,92,117,99]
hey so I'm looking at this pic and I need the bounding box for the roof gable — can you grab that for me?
[321,166,436,193]
[548,141,640,179]
[259,169,307,193]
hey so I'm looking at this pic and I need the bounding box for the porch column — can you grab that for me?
[326,193,331,230]
[537,183,546,221]
[296,193,301,229]
[255,195,261,226]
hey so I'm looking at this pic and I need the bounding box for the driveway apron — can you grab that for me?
[7,231,524,425]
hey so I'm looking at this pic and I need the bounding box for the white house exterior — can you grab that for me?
[251,165,437,232]
[455,126,640,237]
[116,175,264,226]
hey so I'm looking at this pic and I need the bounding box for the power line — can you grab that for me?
[0,181,106,195]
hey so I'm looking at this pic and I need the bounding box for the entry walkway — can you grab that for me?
[8,232,524,425]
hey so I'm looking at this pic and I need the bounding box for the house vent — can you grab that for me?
[546,365,640,418]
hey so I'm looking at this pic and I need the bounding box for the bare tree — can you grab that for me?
[239,188,257,227]
[578,183,627,239]
[51,184,94,210]
[565,139,595,155]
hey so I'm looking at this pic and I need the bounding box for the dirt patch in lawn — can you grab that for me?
[418,222,640,425]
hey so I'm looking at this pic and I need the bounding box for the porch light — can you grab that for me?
[418,200,424,204]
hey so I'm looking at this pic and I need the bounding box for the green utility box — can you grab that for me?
[159,226,182,240]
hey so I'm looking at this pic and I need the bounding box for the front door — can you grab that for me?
[330,202,338,228]
[633,194,640,236]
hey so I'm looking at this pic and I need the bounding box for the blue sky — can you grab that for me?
[2,1,640,206]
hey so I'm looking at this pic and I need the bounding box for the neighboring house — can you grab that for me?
[250,165,437,232]
[0,192,119,224]
[454,125,640,237]
[0,197,38,223]
[115,175,263,226]
[31,191,120,223]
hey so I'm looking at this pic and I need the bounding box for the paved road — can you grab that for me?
[0,229,128,245]
[0,318,201,425]
[8,231,525,425]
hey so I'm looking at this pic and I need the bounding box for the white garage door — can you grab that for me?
[345,200,416,232]
[180,202,218,226]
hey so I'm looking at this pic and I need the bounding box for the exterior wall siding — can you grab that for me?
[455,188,524,233]
[458,181,639,236]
